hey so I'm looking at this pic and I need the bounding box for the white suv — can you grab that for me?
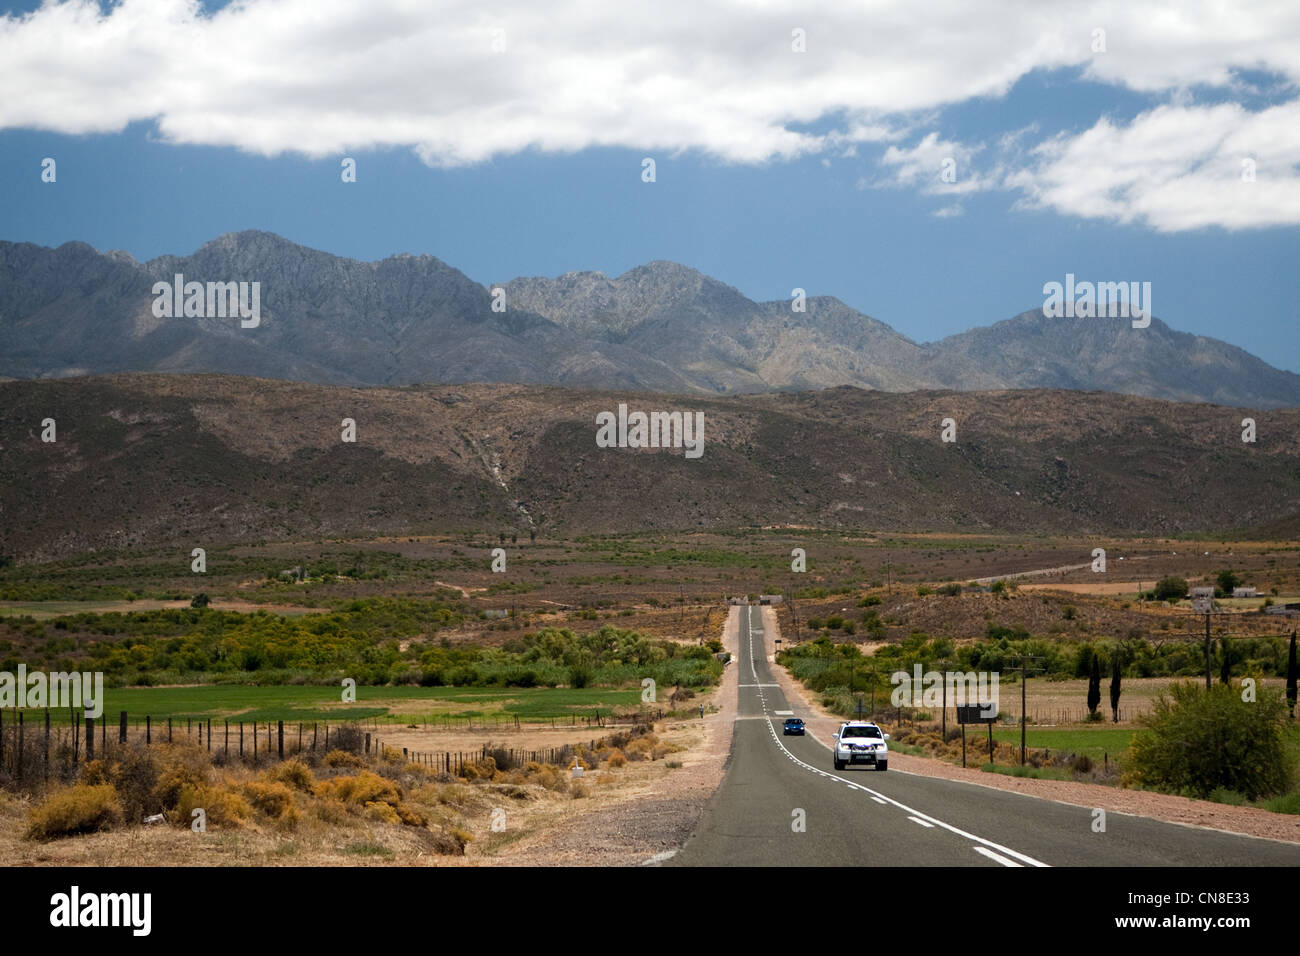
[832,721,889,771]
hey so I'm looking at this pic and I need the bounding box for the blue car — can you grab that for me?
[782,717,805,736]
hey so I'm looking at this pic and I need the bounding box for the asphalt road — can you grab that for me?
[668,605,1300,867]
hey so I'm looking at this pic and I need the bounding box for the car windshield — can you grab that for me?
[841,726,881,739]
[785,719,802,725]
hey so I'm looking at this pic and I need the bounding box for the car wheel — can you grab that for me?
[834,759,845,771]
[877,761,888,772]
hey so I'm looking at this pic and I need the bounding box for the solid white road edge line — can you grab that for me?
[763,718,1051,867]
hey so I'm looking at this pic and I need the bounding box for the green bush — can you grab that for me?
[1129,682,1292,800]
[1153,576,1189,602]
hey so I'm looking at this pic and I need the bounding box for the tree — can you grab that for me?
[1153,576,1189,602]
[191,593,210,609]
[1130,682,1291,800]
[1216,569,1242,594]
[1074,643,1095,678]
[1087,654,1102,717]
[1218,637,1232,685]
[1109,653,1123,723]
[1287,630,1297,720]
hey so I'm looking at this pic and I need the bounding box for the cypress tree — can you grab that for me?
[1087,654,1102,717]
[1287,630,1297,720]
[1109,654,1122,723]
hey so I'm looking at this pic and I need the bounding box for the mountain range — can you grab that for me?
[1,230,1297,408]
[2,375,1298,559]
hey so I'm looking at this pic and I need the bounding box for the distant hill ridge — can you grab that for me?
[0,231,1296,408]
[1,374,1298,559]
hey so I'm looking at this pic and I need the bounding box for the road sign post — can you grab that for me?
[957,702,997,767]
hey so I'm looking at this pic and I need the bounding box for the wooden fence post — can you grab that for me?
[168,718,173,743]
[146,715,151,744]
[44,709,51,783]
[239,722,244,756]
[84,711,92,762]
[277,721,284,760]
[207,718,212,752]
[120,711,128,744]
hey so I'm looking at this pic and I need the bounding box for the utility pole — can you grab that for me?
[940,659,948,740]
[1204,608,1212,691]
[1016,654,1044,766]
[1021,657,1027,765]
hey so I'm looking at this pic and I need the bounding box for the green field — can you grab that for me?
[989,727,1144,761]
[10,684,645,724]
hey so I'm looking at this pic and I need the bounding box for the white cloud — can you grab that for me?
[876,132,992,195]
[1007,100,1300,231]
[1,0,1298,229]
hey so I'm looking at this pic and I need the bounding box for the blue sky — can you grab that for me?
[1,1,1297,370]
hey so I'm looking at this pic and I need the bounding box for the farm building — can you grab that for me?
[1265,603,1300,617]
[1232,587,1258,598]
[758,594,783,605]
[1190,586,1215,599]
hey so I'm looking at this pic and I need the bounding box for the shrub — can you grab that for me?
[241,781,298,827]
[174,784,251,828]
[316,771,426,825]
[327,724,365,755]
[606,749,627,768]
[26,784,124,840]
[317,771,401,807]
[1153,576,1189,602]
[265,759,316,792]
[152,745,211,809]
[1129,682,1292,800]
[323,749,365,769]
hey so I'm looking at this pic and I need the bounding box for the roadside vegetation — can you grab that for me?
[13,721,678,858]
[0,604,722,692]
